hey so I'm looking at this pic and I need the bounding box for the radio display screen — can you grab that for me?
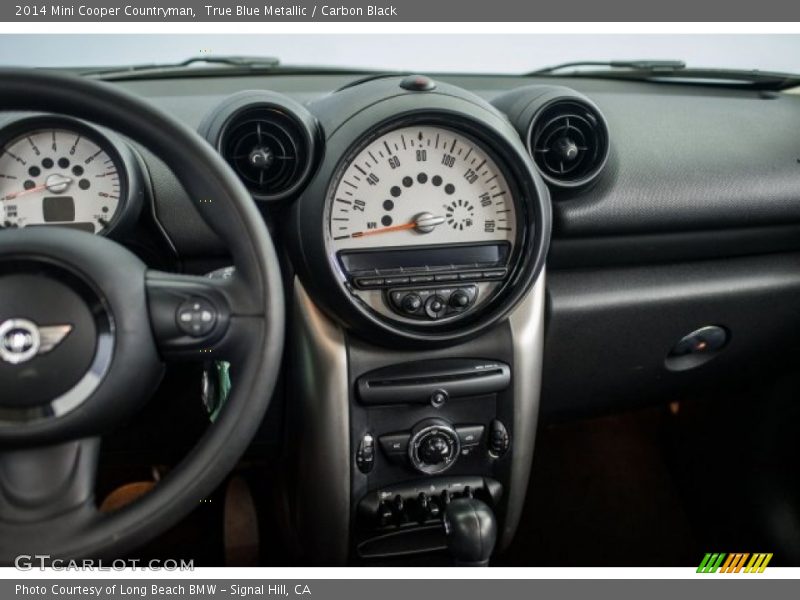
[339,243,510,274]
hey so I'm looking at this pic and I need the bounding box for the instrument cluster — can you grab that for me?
[0,116,142,236]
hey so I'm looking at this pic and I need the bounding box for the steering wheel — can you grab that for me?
[0,69,285,562]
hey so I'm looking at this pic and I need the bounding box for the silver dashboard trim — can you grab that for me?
[289,271,547,562]
[290,278,351,565]
[500,270,546,549]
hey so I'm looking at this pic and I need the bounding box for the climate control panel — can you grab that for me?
[374,417,503,475]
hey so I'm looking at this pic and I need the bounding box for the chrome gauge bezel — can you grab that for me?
[291,80,551,347]
[0,115,141,237]
[322,112,532,332]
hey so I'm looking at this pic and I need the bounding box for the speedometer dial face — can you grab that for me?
[327,125,517,252]
[0,127,124,234]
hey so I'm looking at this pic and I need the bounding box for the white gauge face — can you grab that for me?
[0,127,124,234]
[327,125,517,252]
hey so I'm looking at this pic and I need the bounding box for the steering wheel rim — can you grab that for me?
[0,69,285,561]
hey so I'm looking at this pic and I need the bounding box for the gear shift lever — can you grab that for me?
[444,497,497,566]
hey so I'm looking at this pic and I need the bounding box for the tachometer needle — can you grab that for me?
[2,183,49,201]
[2,175,73,201]
[351,212,445,238]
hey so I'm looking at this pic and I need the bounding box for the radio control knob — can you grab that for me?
[401,293,423,314]
[450,289,471,309]
[424,295,447,319]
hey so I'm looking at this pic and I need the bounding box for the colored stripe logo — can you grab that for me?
[697,553,773,573]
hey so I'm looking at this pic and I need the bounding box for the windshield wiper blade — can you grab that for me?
[526,60,800,89]
[529,59,686,75]
[549,67,799,89]
[78,55,281,78]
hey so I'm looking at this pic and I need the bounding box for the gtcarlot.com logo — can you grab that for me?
[697,553,773,573]
[14,555,194,571]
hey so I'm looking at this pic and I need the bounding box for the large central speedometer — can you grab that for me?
[327,125,516,251]
[290,78,550,344]
[320,122,527,328]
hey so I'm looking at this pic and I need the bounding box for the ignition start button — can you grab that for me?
[176,298,217,337]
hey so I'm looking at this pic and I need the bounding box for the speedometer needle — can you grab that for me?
[351,212,445,238]
[352,221,416,238]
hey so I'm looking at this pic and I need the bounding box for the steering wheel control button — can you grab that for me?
[356,434,376,474]
[176,298,217,337]
[400,75,436,92]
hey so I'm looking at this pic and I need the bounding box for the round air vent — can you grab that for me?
[200,92,319,202]
[528,99,609,188]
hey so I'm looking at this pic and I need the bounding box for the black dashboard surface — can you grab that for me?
[49,72,800,418]
[109,73,800,266]
[6,71,800,419]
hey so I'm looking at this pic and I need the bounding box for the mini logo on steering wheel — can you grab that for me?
[0,319,72,365]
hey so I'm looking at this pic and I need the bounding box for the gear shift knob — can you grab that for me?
[444,497,497,566]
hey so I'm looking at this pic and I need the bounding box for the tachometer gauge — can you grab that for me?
[0,119,128,235]
[328,125,516,251]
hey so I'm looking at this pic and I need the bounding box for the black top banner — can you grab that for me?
[3,0,799,22]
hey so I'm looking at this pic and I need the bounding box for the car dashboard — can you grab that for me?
[3,70,800,565]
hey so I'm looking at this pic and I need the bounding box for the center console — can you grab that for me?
[283,75,551,565]
[350,355,514,559]
[290,275,545,564]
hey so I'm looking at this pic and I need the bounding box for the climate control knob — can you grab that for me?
[449,289,471,309]
[420,434,450,465]
[408,418,460,475]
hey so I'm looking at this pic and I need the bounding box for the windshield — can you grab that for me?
[0,34,799,74]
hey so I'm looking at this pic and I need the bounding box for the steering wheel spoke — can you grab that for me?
[0,439,100,556]
[1,68,284,563]
[146,269,262,362]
